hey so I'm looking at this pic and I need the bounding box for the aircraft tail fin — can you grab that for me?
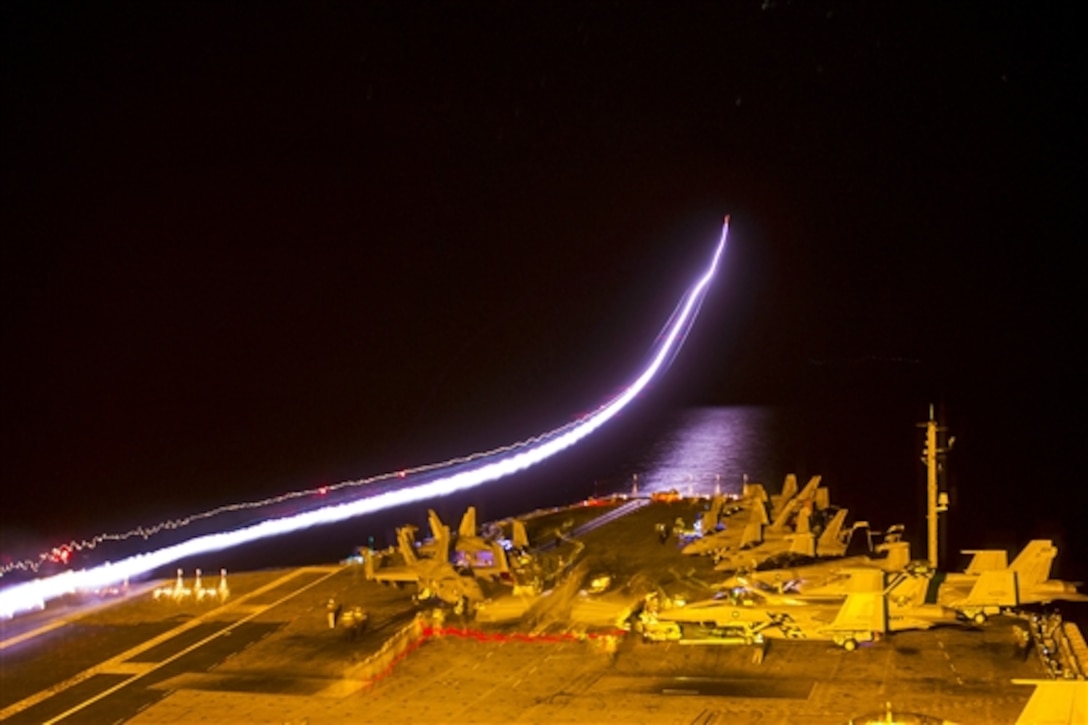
[743,482,768,503]
[780,473,798,503]
[459,507,478,539]
[1013,680,1088,725]
[795,507,811,535]
[740,521,763,549]
[512,519,529,549]
[816,508,849,557]
[427,510,446,541]
[770,476,821,532]
[798,475,822,502]
[484,541,510,576]
[742,484,770,525]
[961,549,1008,574]
[753,498,770,525]
[828,591,887,636]
[769,501,793,532]
[705,495,725,530]
[963,569,1019,608]
[1010,540,1057,588]
[433,522,451,562]
[789,532,816,557]
[397,526,419,566]
[771,474,798,517]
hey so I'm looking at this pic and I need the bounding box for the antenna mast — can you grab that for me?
[920,404,951,568]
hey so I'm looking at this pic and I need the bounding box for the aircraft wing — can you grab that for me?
[1013,680,1088,725]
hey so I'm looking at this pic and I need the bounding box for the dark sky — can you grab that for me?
[2,3,1082,541]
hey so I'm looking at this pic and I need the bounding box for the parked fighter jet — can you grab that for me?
[643,560,962,649]
[449,507,514,581]
[682,482,807,555]
[879,567,963,630]
[738,537,1088,628]
[414,507,513,582]
[640,577,886,650]
[680,508,757,556]
[365,523,484,613]
[676,494,739,543]
[731,564,960,631]
[938,540,1088,623]
[775,540,1088,625]
[735,538,913,596]
[452,507,490,552]
[713,531,817,573]
[683,483,825,566]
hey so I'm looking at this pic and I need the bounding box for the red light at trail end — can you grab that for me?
[317,486,329,496]
[398,470,407,479]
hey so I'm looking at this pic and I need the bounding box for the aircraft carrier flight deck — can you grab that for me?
[2,490,1083,724]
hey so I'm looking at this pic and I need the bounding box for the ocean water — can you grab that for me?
[590,405,939,554]
[619,405,1082,574]
[5,402,1084,616]
[597,407,796,499]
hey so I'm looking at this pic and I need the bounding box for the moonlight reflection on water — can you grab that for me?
[606,407,802,499]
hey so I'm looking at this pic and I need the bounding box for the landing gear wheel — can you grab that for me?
[972,612,987,625]
[842,638,858,652]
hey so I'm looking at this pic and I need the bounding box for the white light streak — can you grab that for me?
[0,218,729,619]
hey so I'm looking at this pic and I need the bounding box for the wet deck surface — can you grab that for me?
[1,499,1051,723]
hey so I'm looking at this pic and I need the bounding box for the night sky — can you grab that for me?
[2,4,1082,558]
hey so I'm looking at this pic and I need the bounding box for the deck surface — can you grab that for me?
[0,498,1050,723]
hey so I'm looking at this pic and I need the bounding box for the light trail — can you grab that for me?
[0,217,729,619]
[0,438,562,578]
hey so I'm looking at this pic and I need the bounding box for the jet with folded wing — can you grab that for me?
[365,521,484,613]
[413,507,513,582]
